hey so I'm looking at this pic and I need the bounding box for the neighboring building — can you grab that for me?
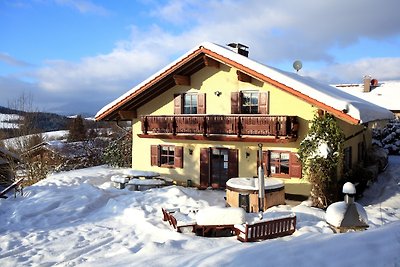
[95,42,394,197]
[335,77,400,118]
[23,140,106,172]
[0,146,21,188]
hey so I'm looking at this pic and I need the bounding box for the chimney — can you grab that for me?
[227,43,249,57]
[363,75,371,92]
[343,182,356,204]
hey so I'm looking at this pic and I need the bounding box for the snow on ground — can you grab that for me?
[1,158,400,266]
[2,130,68,148]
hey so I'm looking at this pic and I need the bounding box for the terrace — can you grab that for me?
[139,115,299,142]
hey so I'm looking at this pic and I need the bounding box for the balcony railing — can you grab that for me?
[141,115,299,138]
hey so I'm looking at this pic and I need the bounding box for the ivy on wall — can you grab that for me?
[298,113,345,208]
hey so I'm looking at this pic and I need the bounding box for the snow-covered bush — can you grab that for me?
[372,119,400,155]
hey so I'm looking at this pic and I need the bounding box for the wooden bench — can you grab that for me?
[234,215,296,242]
[161,208,196,233]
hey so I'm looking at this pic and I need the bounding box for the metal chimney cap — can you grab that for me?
[343,182,356,194]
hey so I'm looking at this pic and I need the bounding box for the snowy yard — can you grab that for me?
[0,158,400,266]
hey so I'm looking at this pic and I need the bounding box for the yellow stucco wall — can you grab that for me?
[130,64,367,197]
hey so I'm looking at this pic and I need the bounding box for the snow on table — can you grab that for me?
[196,206,246,226]
[122,169,160,178]
[226,177,284,191]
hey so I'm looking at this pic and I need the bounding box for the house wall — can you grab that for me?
[131,64,362,196]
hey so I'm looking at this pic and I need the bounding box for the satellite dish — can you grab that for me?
[293,60,302,72]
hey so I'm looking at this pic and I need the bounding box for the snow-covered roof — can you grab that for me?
[96,42,394,124]
[334,81,400,112]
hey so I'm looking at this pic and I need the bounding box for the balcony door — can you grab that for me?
[200,147,238,189]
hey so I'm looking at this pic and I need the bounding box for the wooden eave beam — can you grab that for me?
[173,75,190,86]
[118,110,137,120]
[237,70,252,83]
[203,55,220,68]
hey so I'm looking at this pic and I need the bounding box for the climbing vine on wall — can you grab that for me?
[298,113,345,208]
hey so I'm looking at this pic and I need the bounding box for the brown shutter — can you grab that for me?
[258,91,269,114]
[231,92,240,114]
[257,150,270,176]
[263,150,270,176]
[151,145,160,166]
[174,146,183,168]
[199,148,210,189]
[174,94,182,114]
[228,149,239,179]
[197,93,206,114]
[289,152,302,178]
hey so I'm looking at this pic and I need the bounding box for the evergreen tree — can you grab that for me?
[298,113,345,208]
[68,115,86,142]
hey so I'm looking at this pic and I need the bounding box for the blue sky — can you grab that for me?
[1,0,400,115]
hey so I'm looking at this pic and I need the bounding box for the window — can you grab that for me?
[258,150,302,178]
[174,93,206,114]
[270,151,290,175]
[151,145,183,168]
[357,141,365,162]
[241,91,259,114]
[344,146,352,172]
[160,146,175,166]
[231,91,269,114]
[183,94,198,114]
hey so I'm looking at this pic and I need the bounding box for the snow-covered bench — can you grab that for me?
[110,175,129,189]
[234,213,296,242]
[161,208,196,233]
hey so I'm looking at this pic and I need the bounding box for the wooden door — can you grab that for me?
[200,148,238,189]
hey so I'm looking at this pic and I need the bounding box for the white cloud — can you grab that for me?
[0,53,32,68]
[303,57,400,84]
[2,0,400,115]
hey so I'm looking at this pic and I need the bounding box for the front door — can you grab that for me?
[210,148,229,188]
[200,148,238,189]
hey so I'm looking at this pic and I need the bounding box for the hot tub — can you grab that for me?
[226,177,285,212]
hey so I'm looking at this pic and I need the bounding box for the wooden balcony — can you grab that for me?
[140,115,299,142]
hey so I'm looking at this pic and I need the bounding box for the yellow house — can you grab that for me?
[96,42,394,197]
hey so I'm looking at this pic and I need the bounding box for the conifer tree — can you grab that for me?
[68,115,86,142]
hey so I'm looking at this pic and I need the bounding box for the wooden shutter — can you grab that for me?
[199,148,210,189]
[174,146,183,168]
[231,92,240,114]
[289,152,302,178]
[150,145,160,166]
[257,150,270,176]
[258,91,269,114]
[197,93,206,114]
[228,149,239,179]
[174,94,182,114]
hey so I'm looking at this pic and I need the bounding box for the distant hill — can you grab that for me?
[0,106,72,138]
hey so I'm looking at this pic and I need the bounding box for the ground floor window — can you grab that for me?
[151,145,183,168]
[259,150,302,178]
[270,151,290,175]
[160,146,175,166]
[344,146,352,172]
